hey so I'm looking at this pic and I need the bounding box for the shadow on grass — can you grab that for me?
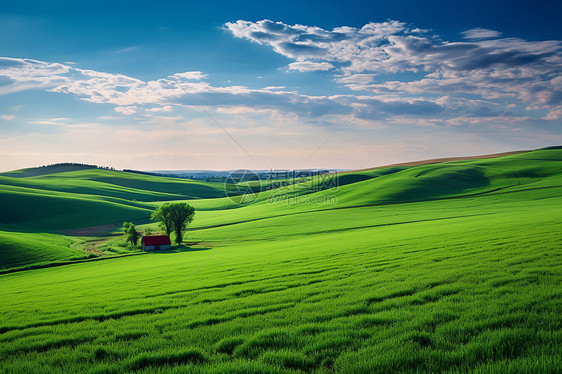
[149,242,213,254]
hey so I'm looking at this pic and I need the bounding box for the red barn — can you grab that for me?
[141,235,171,251]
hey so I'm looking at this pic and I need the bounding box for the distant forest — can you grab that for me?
[39,163,115,170]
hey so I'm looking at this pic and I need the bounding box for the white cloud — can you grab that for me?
[462,28,502,40]
[173,71,208,80]
[228,20,561,77]
[114,46,138,53]
[225,19,562,120]
[287,61,334,71]
[0,57,71,94]
[1,114,15,121]
[215,106,279,115]
[28,117,69,125]
[146,105,173,112]
[114,106,138,115]
[0,57,353,118]
[224,19,409,67]
[2,16,562,126]
[335,74,377,88]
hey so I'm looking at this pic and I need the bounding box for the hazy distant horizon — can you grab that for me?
[0,147,542,174]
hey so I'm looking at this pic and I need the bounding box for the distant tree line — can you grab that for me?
[123,169,167,177]
[123,169,197,179]
[39,162,115,170]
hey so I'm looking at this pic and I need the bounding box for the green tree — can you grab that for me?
[151,203,195,244]
[151,207,172,235]
[122,222,140,247]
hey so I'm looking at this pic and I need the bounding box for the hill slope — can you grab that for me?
[0,165,229,270]
[0,148,560,373]
[0,231,87,271]
[186,147,562,229]
[0,166,228,231]
[1,148,561,271]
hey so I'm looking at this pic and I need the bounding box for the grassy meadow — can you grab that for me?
[0,148,561,373]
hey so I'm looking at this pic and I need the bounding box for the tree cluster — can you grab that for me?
[39,162,115,170]
[151,202,195,244]
[122,222,140,247]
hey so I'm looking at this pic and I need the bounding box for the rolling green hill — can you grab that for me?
[185,148,562,229]
[0,166,228,231]
[0,148,561,373]
[0,231,87,271]
[0,165,230,269]
[0,166,228,202]
[2,149,562,269]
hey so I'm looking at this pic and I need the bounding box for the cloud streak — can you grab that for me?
[287,61,334,71]
[0,57,448,120]
[462,28,502,40]
[225,19,562,119]
[1,114,15,121]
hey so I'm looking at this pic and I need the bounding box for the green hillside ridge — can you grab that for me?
[1,163,103,178]
[0,231,86,271]
[0,167,232,231]
[0,184,152,232]
[1,148,561,272]
[0,167,228,201]
[186,148,562,229]
[0,166,231,270]
[0,147,560,373]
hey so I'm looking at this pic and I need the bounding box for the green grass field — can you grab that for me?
[0,148,561,373]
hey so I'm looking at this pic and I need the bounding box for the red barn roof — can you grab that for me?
[141,235,171,246]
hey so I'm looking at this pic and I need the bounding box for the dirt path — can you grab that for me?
[82,238,110,256]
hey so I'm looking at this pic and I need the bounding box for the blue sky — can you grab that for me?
[1,0,561,171]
